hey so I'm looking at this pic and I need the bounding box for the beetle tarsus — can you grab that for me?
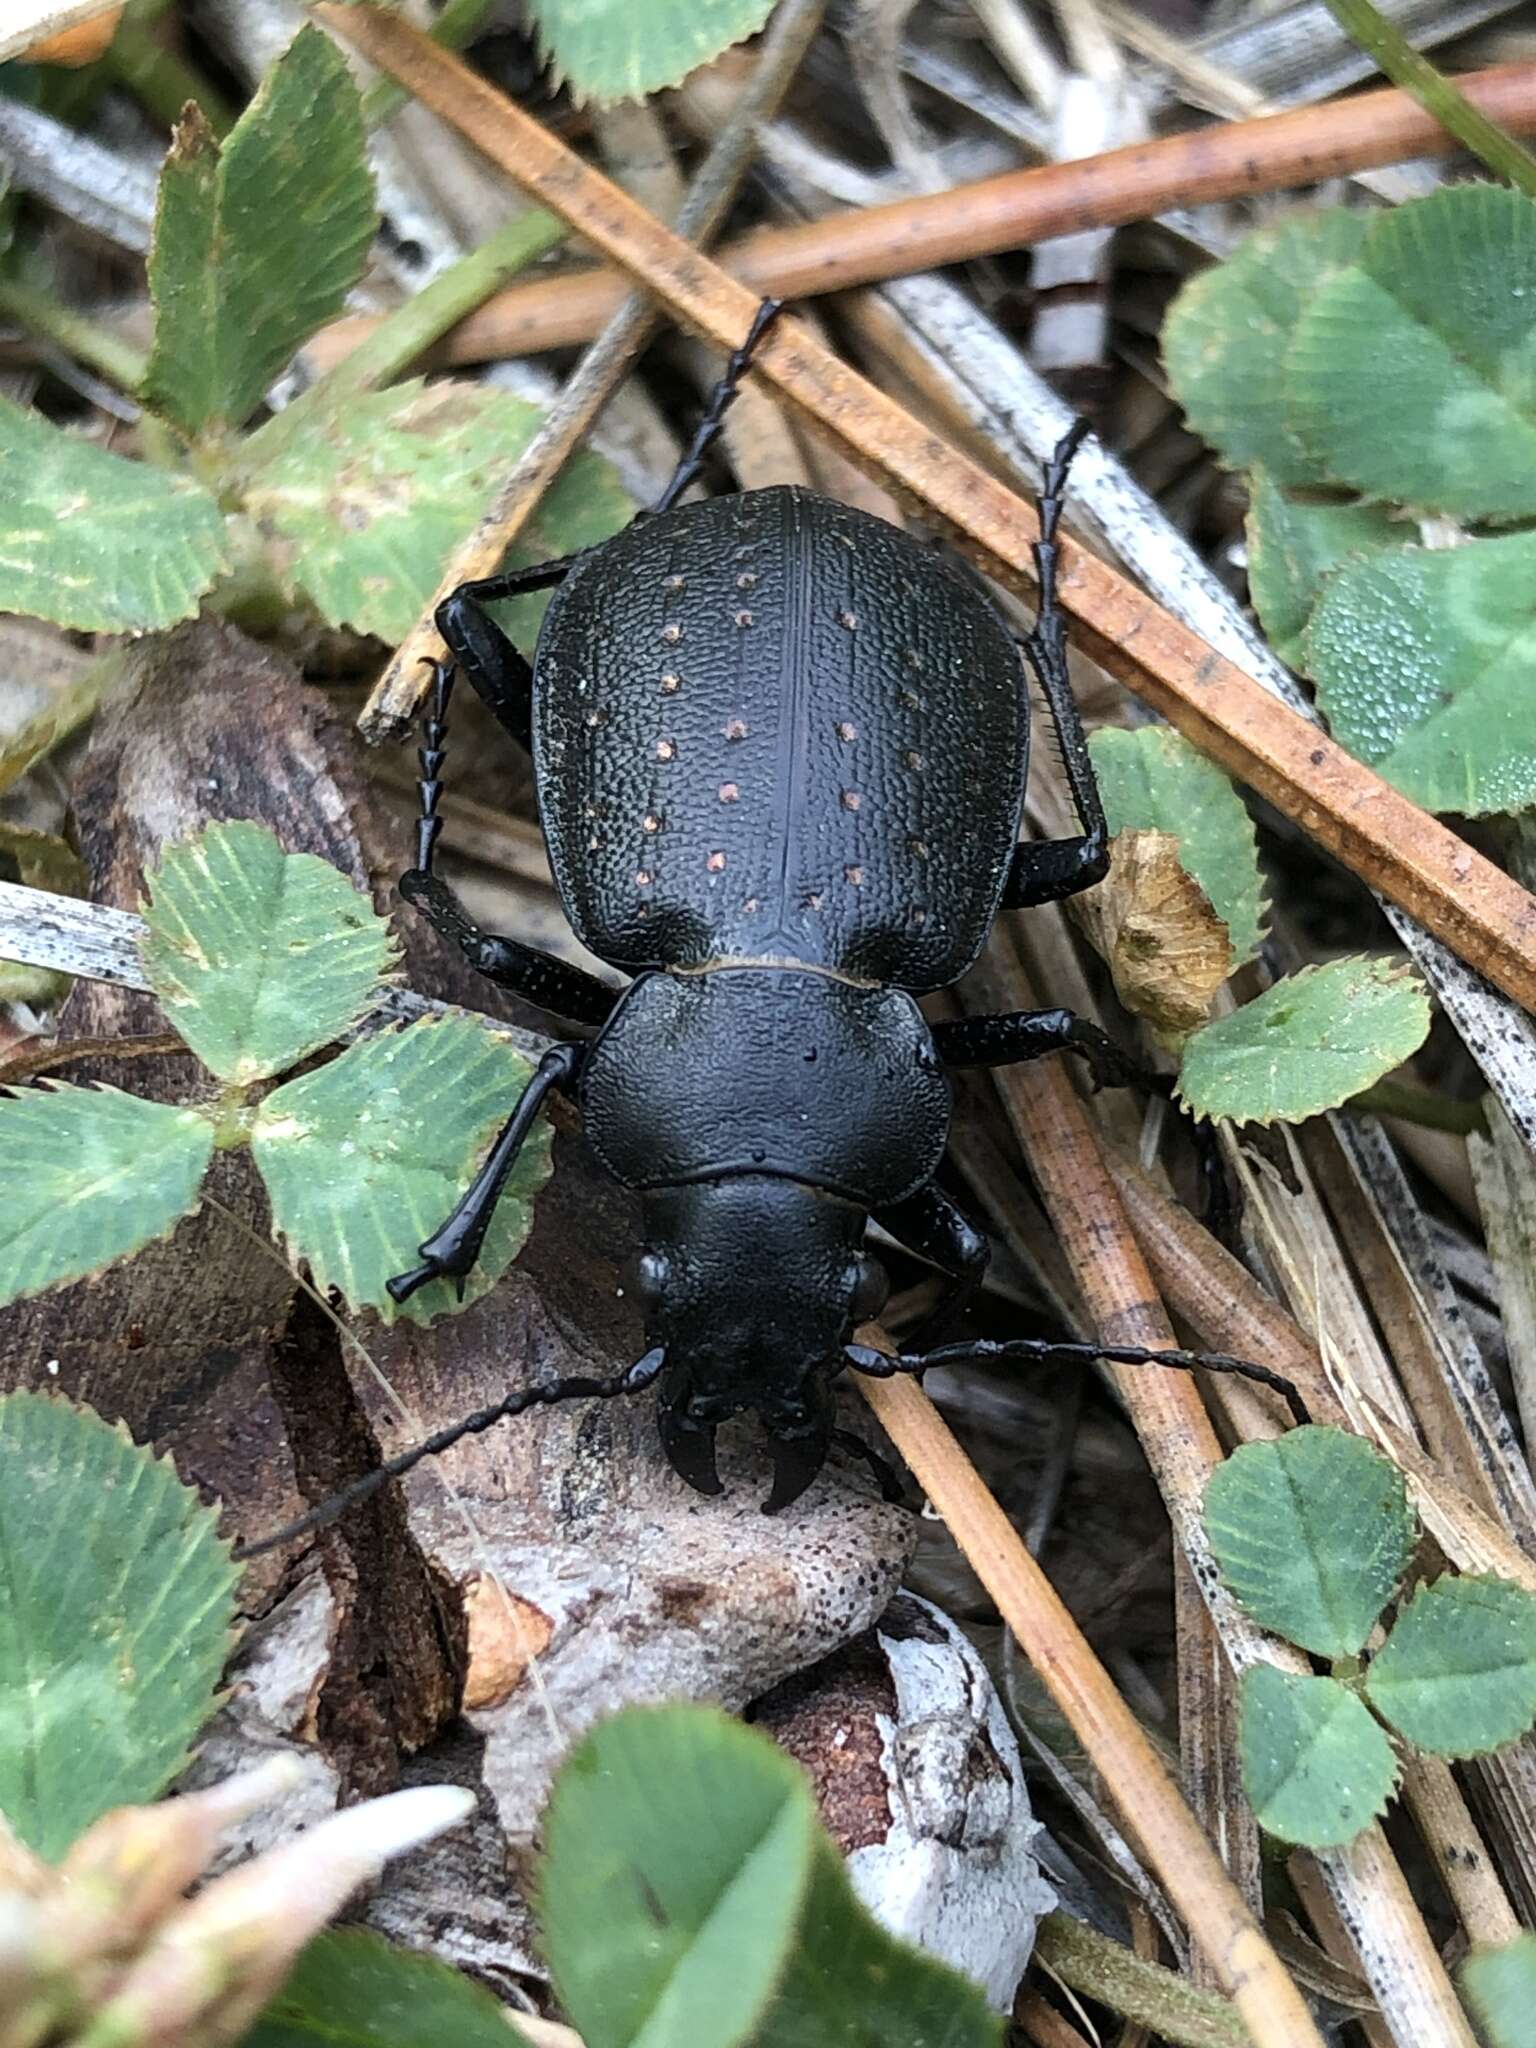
[649,296,785,516]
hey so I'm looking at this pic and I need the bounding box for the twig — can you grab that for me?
[313,8,1536,1022]
[356,0,829,742]
[359,0,499,127]
[860,1373,1322,2048]
[1103,1156,1345,1429]
[1322,0,1536,193]
[311,58,1536,362]
[1015,1990,1095,2048]
[961,935,1477,2048]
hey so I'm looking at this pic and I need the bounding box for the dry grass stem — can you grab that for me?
[317,58,1536,363]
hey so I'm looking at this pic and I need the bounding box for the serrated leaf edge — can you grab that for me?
[1175,957,1431,1127]
[533,0,777,106]
[1242,1667,1400,1850]
[249,1015,544,1322]
[1365,1572,1536,1760]
[0,1386,240,1794]
[0,1082,216,1305]
[139,821,404,1083]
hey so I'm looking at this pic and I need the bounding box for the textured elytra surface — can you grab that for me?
[535,488,1027,989]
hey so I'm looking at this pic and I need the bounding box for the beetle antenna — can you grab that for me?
[844,1336,1309,1426]
[234,1348,667,1561]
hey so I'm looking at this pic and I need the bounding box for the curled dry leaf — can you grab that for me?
[1069,829,1234,1041]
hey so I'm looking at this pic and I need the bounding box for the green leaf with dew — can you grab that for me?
[1366,1574,1536,1759]
[143,26,376,440]
[0,397,226,631]
[250,1013,551,1322]
[0,1391,236,1859]
[1244,470,1404,669]
[0,1085,213,1308]
[539,1704,1002,2048]
[1303,529,1536,818]
[1177,957,1430,1127]
[243,380,634,645]
[1161,210,1370,486]
[1088,726,1266,964]
[1284,184,1536,522]
[531,0,777,104]
[1238,1666,1397,1850]
[140,821,396,1086]
[1203,1426,1414,1658]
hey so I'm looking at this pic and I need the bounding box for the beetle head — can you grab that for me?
[634,1179,888,1510]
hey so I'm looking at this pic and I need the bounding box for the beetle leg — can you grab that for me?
[933,1007,1140,1091]
[434,558,576,752]
[872,1182,989,1346]
[386,1041,586,1305]
[934,1007,1235,1238]
[398,869,619,1027]
[648,297,784,516]
[1005,420,1111,910]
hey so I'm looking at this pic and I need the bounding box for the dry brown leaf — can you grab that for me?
[19,6,121,63]
[1069,830,1233,1041]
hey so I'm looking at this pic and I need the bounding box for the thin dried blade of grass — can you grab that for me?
[351,59,1536,362]
[1469,1102,1536,1470]
[962,933,1476,2048]
[1183,0,1525,111]
[1314,1118,1536,1550]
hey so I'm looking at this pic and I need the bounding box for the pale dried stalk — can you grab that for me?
[1470,1103,1536,1470]
[862,1373,1325,2048]
[968,0,1063,111]
[1399,1765,1523,1947]
[1180,0,1524,110]
[358,0,827,741]
[0,96,154,250]
[962,934,1475,2048]
[0,881,548,1061]
[1313,1118,1536,1547]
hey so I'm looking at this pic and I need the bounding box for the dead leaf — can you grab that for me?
[1070,829,1233,1041]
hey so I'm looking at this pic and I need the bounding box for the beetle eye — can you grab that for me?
[849,1257,889,1322]
[633,1251,670,1305]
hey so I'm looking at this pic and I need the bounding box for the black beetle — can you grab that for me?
[240,303,1299,1557]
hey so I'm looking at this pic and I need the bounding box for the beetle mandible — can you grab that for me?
[249,301,1298,1550]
